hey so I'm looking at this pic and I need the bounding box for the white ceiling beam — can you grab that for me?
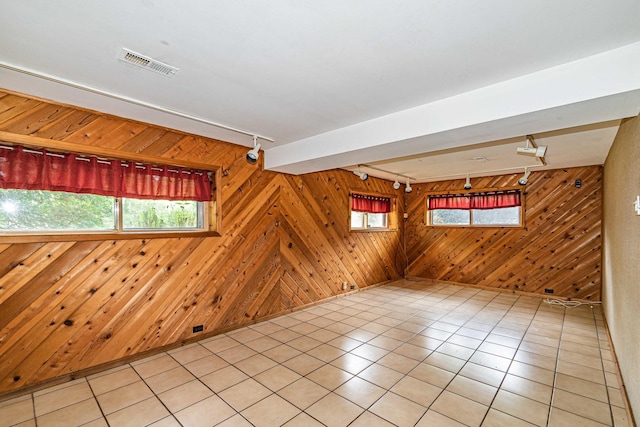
[264,42,640,175]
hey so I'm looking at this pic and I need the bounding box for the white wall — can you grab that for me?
[602,115,640,421]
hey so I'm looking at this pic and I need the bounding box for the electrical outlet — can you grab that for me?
[342,282,348,290]
[544,288,554,294]
[192,325,204,333]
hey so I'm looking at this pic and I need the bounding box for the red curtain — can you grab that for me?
[0,145,212,201]
[429,190,520,210]
[471,190,521,210]
[428,194,471,210]
[351,193,391,213]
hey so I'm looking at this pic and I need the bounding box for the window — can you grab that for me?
[0,190,205,232]
[122,199,202,230]
[350,192,396,231]
[350,211,388,229]
[0,144,213,235]
[427,189,522,227]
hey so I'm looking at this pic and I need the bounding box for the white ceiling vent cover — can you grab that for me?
[117,48,179,77]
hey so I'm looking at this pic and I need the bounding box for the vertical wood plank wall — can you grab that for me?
[404,167,602,300]
[0,91,404,396]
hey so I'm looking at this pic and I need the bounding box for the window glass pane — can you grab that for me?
[0,189,115,231]
[367,213,387,228]
[350,211,365,229]
[472,207,520,225]
[122,199,201,229]
[431,209,470,225]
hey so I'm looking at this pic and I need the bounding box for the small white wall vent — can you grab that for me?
[117,48,179,77]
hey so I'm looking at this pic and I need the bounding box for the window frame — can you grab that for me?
[0,136,221,243]
[349,191,398,232]
[426,186,525,228]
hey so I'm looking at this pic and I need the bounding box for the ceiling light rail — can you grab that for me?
[424,164,544,183]
[0,61,275,144]
[356,164,416,181]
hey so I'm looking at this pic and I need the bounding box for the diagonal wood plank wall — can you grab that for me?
[405,167,602,300]
[0,90,404,396]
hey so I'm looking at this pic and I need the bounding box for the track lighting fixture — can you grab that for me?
[464,174,472,190]
[517,145,547,157]
[393,175,401,190]
[353,163,415,187]
[517,135,547,158]
[353,169,369,181]
[246,136,261,164]
[518,167,531,185]
[405,178,412,193]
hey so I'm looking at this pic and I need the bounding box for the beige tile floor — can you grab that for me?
[0,280,632,426]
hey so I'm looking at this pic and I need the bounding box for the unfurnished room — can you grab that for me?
[0,1,639,426]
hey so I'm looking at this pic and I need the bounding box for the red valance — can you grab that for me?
[429,190,520,210]
[429,194,472,210]
[0,145,212,201]
[351,193,391,213]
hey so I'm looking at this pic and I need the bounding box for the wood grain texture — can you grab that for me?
[0,89,602,398]
[0,90,403,396]
[405,167,602,300]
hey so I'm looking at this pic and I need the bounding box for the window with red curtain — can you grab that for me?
[351,193,391,213]
[428,190,521,210]
[0,145,212,201]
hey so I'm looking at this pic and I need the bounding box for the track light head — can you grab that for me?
[518,168,531,186]
[464,174,472,190]
[246,145,261,163]
[353,170,368,181]
[405,178,412,193]
[393,176,401,190]
[246,136,261,164]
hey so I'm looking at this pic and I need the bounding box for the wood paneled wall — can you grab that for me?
[0,90,403,396]
[405,167,602,300]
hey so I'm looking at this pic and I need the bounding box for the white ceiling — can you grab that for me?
[1,1,639,182]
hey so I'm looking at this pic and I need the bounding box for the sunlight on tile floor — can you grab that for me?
[0,280,632,426]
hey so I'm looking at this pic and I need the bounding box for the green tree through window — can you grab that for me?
[0,189,203,232]
[0,189,114,231]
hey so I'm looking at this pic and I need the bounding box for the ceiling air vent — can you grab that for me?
[117,48,179,77]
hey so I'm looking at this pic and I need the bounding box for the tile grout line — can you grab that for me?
[31,392,37,427]
[541,298,563,427]
[85,376,111,427]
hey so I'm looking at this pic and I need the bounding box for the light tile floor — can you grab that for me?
[0,280,632,426]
